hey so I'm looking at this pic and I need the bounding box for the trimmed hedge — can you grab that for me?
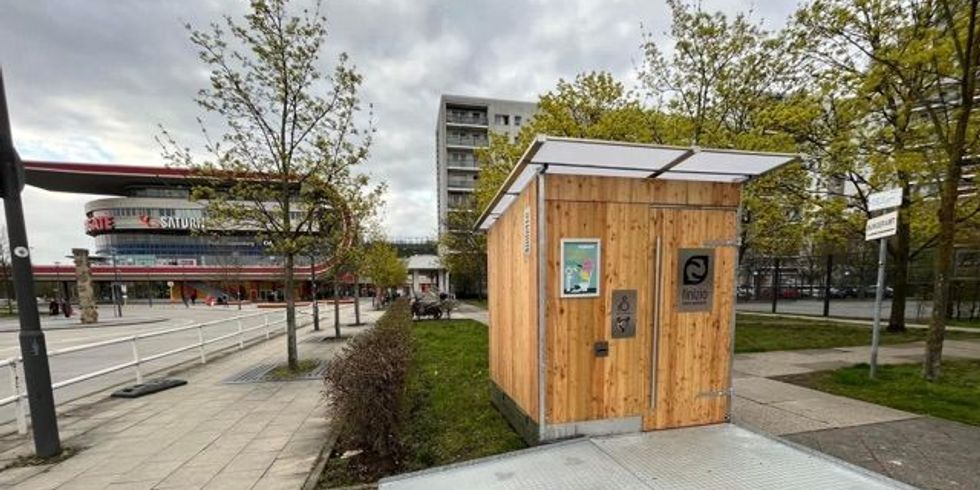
[324,298,413,471]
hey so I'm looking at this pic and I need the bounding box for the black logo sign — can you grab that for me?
[683,255,710,285]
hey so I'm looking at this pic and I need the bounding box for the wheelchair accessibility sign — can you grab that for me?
[677,249,714,312]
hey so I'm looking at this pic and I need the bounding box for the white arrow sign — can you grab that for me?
[868,188,903,212]
[865,211,899,241]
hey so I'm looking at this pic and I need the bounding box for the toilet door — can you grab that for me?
[643,207,738,430]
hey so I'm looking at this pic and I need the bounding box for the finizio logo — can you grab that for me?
[682,255,709,285]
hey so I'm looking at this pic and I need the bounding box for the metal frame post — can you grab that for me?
[870,238,888,378]
[197,325,206,363]
[535,167,548,441]
[0,70,61,457]
[8,360,26,434]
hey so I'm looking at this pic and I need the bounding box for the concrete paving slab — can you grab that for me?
[771,394,916,428]
[734,376,829,405]
[732,396,832,436]
[382,424,911,489]
[0,301,380,489]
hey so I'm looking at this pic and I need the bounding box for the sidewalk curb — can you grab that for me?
[302,423,339,490]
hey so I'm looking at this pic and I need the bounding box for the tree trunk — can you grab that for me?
[333,279,341,338]
[353,275,361,325]
[888,192,911,333]
[284,253,298,371]
[924,159,963,380]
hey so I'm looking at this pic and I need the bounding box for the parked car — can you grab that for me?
[862,285,894,298]
[829,287,858,299]
[778,288,801,299]
[736,285,753,300]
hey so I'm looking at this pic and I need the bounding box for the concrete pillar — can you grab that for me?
[72,248,98,324]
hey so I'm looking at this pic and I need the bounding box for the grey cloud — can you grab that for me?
[0,0,797,264]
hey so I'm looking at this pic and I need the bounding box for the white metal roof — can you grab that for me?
[476,136,800,230]
[404,254,442,271]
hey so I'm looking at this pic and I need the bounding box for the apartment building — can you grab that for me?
[435,94,537,232]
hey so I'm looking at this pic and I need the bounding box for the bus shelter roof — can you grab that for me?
[476,136,801,230]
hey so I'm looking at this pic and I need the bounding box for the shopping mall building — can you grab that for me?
[23,160,448,303]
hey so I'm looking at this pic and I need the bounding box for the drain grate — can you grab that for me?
[224,363,277,384]
[223,361,327,384]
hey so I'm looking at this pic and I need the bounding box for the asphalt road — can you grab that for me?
[0,302,343,426]
[737,298,935,322]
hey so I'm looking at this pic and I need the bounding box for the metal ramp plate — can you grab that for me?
[381,424,910,489]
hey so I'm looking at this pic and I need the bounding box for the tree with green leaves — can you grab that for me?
[438,72,656,296]
[159,0,381,370]
[793,0,980,379]
[363,241,407,308]
[638,0,813,260]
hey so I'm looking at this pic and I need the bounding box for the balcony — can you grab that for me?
[447,151,479,169]
[446,135,489,148]
[446,110,488,126]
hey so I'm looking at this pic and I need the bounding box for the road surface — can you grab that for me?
[0,302,351,426]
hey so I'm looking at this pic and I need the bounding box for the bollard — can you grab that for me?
[264,314,270,340]
[130,337,143,385]
[237,319,244,350]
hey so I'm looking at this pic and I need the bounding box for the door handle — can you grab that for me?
[650,236,663,409]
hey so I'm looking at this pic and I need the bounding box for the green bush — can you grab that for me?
[324,299,413,471]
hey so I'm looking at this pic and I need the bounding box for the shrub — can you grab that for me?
[324,298,414,471]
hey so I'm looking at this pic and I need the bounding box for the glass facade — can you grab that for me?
[93,233,268,266]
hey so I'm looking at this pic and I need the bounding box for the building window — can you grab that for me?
[494,114,510,126]
[514,115,522,126]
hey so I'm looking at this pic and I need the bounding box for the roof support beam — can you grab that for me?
[648,147,698,179]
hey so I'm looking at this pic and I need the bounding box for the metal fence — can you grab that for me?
[0,306,315,435]
[737,249,980,322]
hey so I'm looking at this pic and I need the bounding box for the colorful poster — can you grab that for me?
[560,239,600,298]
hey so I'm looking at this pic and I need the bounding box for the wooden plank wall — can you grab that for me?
[487,180,539,421]
[543,175,739,426]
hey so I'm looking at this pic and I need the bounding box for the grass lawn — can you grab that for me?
[949,318,980,329]
[778,360,980,426]
[734,314,980,353]
[319,319,524,486]
[400,319,526,470]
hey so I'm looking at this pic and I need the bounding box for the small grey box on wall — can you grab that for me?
[610,289,637,338]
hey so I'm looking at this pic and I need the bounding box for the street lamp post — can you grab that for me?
[0,69,61,457]
[310,255,319,331]
[110,247,122,318]
[54,261,61,303]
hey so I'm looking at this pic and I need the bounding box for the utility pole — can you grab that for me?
[110,248,122,317]
[0,69,62,457]
[310,256,319,331]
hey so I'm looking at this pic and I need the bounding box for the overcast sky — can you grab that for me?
[0,0,796,264]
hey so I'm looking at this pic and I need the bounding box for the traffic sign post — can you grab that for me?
[0,69,62,457]
[865,190,902,379]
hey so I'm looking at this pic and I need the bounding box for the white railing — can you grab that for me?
[0,306,317,435]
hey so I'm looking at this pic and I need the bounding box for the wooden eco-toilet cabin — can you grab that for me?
[476,136,799,444]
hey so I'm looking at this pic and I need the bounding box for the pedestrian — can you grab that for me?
[191,290,197,305]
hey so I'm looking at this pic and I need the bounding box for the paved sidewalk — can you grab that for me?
[731,339,980,435]
[0,301,381,489]
[732,341,980,490]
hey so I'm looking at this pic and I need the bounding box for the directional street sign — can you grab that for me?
[865,211,899,241]
[867,187,903,212]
